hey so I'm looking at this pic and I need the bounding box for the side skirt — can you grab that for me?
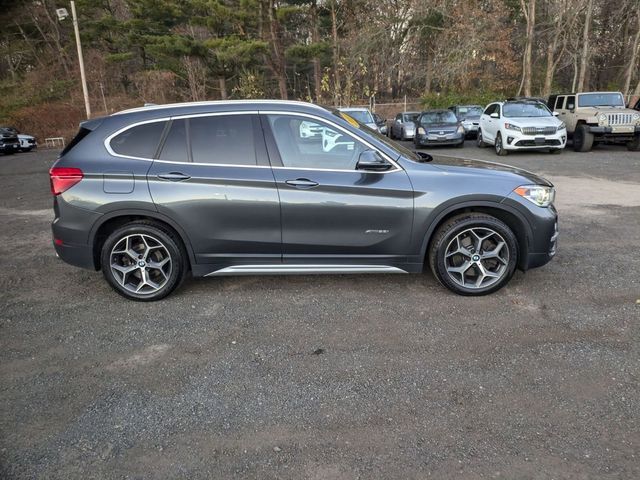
[204,264,409,277]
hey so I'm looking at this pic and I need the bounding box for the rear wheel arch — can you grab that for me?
[421,203,532,271]
[90,211,195,271]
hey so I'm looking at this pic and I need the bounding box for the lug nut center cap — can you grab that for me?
[138,260,146,267]
[472,254,481,262]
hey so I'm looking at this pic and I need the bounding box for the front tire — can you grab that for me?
[573,124,594,152]
[477,129,487,148]
[495,132,508,156]
[627,134,640,151]
[428,213,518,296]
[100,222,187,301]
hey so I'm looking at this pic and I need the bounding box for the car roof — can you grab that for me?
[420,109,453,113]
[113,99,328,117]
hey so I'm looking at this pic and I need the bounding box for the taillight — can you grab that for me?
[49,167,83,195]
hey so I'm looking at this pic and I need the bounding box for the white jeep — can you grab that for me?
[548,92,640,152]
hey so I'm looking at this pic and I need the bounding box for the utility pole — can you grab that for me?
[70,1,91,118]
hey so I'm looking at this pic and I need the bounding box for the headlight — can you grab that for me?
[557,121,566,131]
[598,113,608,125]
[417,127,426,135]
[514,185,555,207]
[633,113,640,123]
[457,125,465,134]
[504,123,521,132]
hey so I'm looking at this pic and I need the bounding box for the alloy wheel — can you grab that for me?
[444,227,509,289]
[110,234,172,295]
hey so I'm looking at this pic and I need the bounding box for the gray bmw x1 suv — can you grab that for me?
[50,100,558,301]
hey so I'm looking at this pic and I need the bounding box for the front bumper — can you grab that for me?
[462,123,479,136]
[415,132,464,146]
[587,125,640,136]
[0,142,20,152]
[503,129,567,150]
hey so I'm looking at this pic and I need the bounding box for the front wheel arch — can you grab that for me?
[421,203,532,271]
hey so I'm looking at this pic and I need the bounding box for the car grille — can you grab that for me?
[515,139,561,147]
[521,126,557,135]
[607,113,633,126]
[428,129,456,135]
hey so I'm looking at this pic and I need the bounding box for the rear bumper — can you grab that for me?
[51,197,102,270]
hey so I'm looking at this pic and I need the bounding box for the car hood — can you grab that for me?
[428,156,552,187]
[503,116,561,127]
[460,115,480,122]
[402,122,416,129]
[18,134,35,140]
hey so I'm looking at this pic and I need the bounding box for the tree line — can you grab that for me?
[0,0,639,135]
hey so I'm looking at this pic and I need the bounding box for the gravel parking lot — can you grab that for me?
[1,142,639,479]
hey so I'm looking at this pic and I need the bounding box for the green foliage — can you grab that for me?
[421,91,507,109]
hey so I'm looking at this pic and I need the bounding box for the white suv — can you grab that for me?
[477,100,567,155]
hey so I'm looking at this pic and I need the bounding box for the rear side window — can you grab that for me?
[61,127,91,156]
[110,121,166,159]
[189,115,256,165]
[158,119,188,162]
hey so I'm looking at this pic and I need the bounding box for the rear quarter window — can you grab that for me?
[110,121,167,159]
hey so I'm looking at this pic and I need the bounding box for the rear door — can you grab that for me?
[146,113,281,270]
[261,112,414,266]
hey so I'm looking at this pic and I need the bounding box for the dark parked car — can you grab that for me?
[448,105,483,137]
[51,100,558,301]
[0,127,20,154]
[414,110,465,148]
[2,126,37,152]
[372,113,388,135]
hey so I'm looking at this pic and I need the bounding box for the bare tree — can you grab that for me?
[623,9,640,96]
[577,0,594,91]
[518,0,536,97]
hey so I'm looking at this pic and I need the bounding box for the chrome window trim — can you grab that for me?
[104,109,403,173]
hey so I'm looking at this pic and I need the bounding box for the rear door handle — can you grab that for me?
[157,172,191,181]
[285,178,319,188]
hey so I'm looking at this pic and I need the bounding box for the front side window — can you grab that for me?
[555,96,565,110]
[420,111,458,125]
[189,115,256,165]
[484,104,496,116]
[110,121,166,158]
[267,115,366,170]
[503,102,551,118]
[566,96,576,109]
[578,93,625,108]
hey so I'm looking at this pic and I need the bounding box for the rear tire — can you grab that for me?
[100,221,187,301]
[495,132,508,156]
[477,129,487,148]
[627,134,640,151]
[573,124,594,152]
[428,213,518,296]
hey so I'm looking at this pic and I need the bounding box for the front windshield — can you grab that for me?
[341,110,374,124]
[420,111,458,125]
[457,106,483,116]
[333,110,420,161]
[578,93,624,107]
[402,113,419,122]
[503,102,551,118]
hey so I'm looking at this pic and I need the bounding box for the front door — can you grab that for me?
[261,113,414,266]
[146,113,281,269]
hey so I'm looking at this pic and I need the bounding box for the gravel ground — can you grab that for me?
[1,142,639,479]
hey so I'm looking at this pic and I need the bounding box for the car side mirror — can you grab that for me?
[567,104,575,111]
[356,150,392,171]
[490,112,499,119]
[414,151,433,162]
[552,111,559,117]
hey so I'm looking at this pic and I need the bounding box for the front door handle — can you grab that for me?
[157,172,191,181]
[285,178,319,189]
